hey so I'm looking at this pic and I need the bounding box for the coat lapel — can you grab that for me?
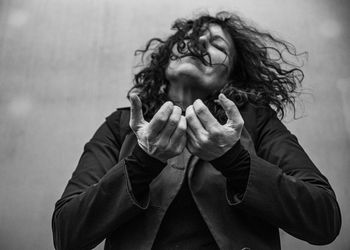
[188,127,257,249]
[118,133,185,210]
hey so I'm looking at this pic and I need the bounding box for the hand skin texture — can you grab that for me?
[186,93,244,161]
[129,94,187,163]
[129,93,243,162]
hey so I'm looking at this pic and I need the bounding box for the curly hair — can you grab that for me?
[127,11,306,122]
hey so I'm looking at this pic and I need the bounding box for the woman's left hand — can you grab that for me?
[185,93,244,161]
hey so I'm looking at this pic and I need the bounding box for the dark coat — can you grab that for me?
[52,103,341,250]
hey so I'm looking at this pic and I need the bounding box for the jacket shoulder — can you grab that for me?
[105,107,131,145]
[239,102,279,144]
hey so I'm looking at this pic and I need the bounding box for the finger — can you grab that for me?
[185,105,206,138]
[129,94,145,130]
[217,93,243,126]
[158,105,182,139]
[193,99,220,131]
[148,101,174,137]
[186,123,197,141]
[175,135,187,154]
[168,128,187,155]
[168,115,186,144]
[186,135,198,155]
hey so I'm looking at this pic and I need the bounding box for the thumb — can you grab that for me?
[217,93,243,127]
[129,94,145,130]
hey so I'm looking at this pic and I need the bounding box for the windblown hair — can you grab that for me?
[127,11,306,122]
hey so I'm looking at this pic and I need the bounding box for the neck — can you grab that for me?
[168,80,209,111]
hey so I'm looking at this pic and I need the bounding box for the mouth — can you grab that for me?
[187,56,209,68]
[175,55,202,68]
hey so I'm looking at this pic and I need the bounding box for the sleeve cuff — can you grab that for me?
[210,140,251,196]
[132,144,167,175]
[124,144,167,203]
[210,140,245,171]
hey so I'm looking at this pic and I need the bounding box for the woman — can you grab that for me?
[52,11,341,250]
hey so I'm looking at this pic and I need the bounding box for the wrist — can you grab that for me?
[133,144,167,173]
[210,140,244,170]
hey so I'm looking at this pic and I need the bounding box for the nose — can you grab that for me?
[198,34,209,51]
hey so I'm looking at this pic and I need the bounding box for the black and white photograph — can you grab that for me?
[0,0,349,249]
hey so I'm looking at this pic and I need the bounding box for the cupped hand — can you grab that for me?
[129,95,187,163]
[185,93,244,161]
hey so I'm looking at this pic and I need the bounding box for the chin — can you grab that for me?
[166,59,226,92]
[166,60,205,83]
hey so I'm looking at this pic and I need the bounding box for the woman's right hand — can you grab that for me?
[129,95,187,163]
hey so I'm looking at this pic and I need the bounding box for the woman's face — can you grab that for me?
[165,24,235,93]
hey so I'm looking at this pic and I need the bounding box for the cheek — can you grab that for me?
[210,49,230,66]
[206,64,231,90]
[212,60,230,78]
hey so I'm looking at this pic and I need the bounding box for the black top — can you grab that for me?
[127,138,250,249]
[52,106,341,250]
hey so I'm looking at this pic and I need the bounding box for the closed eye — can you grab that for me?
[211,42,228,55]
[210,35,229,53]
[213,43,226,52]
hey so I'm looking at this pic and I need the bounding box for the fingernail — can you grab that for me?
[165,101,173,107]
[218,93,226,99]
[194,99,201,105]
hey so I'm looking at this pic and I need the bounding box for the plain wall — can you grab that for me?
[0,0,349,249]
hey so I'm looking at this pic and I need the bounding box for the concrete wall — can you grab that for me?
[0,0,349,249]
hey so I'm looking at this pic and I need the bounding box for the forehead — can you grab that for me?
[201,24,234,48]
[202,23,226,35]
[206,23,235,60]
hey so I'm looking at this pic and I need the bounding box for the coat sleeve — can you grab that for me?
[52,110,149,250]
[228,106,341,245]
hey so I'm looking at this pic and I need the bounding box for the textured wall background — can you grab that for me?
[0,0,349,249]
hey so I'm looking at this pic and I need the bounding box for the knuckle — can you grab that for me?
[202,132,210,141]
[157,116,168,124]
[175,129,186,138]
[186,111,194,119]
[168,117,178,128]
[201,136,209,146]
[174,147,182,155]
[178,127,186,136]
[178,123,187,133]
[195,105,207,115]
[209,127,220,136]
[186,115,195,125]
[157,141,167,150]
